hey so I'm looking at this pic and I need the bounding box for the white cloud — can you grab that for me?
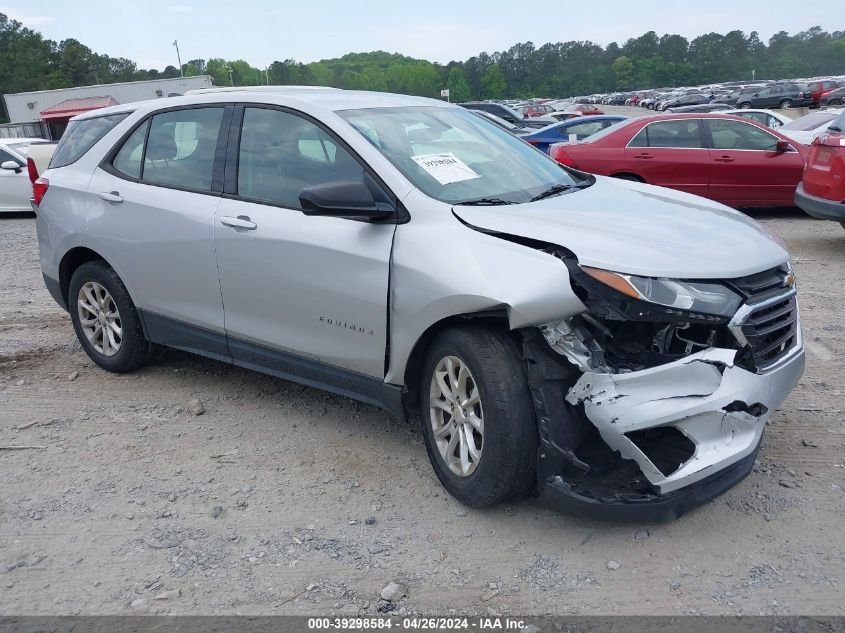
[168,4,194,13]
[0,7,52,26]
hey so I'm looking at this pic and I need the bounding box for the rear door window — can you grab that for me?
[628,120,705,148]
[142,108,224,191]
[50,113,130,168]
[111,121,149,179]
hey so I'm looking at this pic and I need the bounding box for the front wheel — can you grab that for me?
[780,99,793,109]
[69,261,152,373]
[829,99,842,106]
[419,327,537,507]
[739,102,751,109]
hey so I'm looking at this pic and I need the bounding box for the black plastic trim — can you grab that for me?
[228,337,405,420]
[537,437,761,522]
[136,310,405,420]
[795,182,845,222]
[42,273,66,311]
[140,310,232,363]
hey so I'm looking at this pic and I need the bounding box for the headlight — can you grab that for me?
[581,266,742,317]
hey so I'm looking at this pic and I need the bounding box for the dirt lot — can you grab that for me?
[0,208,843,616]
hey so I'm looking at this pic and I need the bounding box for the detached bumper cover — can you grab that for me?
[565,344,805,494]
[795,182,845,222]
[540,337,804,520]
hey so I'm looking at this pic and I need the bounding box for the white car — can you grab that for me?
[0,137,46,212]
[777,110,843,145]
[720,109,791,129]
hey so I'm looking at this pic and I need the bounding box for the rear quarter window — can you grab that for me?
[50,113,130,169]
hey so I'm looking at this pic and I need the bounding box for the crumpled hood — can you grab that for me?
[452,176,789,279]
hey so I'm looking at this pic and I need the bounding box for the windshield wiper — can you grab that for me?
[456,198,516,206]
[529,182,589,202]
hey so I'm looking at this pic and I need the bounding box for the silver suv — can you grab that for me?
[34,88,804,520]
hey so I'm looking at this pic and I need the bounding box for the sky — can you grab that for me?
[1,0,840,70]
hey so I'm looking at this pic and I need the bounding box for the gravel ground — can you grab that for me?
[0,208,843,616]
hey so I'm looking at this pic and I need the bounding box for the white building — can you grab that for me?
[2,75,213,139]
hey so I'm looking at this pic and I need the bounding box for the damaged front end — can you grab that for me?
[524,255,805,521]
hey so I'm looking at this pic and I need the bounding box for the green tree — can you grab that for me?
[445,66,470,102]
[612,55,634,90]
[480,64,507,99]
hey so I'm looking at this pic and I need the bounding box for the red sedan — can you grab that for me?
[570,104,604,116]
[550,113,807,208]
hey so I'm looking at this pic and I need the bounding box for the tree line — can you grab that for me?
[2,12,844,121]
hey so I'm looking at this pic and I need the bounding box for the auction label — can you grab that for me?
[411,153,481,185]
[308,617,527,630]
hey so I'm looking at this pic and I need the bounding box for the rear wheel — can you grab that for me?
[780,99,793,109]
[419,327,537,507]
[829,99,842,106]
[69,261,152,373]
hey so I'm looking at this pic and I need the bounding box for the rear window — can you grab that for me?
[781,112,838,131]
[50,113,129,169]
[829,110,845,133]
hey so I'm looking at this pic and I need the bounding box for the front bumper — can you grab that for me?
[539,435,762,522]
[795,182,845,222]
[538,325,804,521]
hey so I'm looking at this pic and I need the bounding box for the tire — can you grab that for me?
[739,102,751,109]
[68,260,151,373]
[419,326,537,507]
[780,99,793,109]
[829,99,842,106]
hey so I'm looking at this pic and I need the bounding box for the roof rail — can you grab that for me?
[184,85,341,95]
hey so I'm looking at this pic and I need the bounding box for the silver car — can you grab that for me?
[34,88,804,520]
[0,137,45,212]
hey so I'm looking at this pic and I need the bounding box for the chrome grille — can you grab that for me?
[740,295,799,370]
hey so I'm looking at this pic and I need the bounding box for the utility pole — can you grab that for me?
[227,66,234,86]
[752,69,756,81]
[173,40,184,77]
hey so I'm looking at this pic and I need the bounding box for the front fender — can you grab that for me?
[386,192,585,384]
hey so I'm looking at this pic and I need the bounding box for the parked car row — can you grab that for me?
[576,75,843,110]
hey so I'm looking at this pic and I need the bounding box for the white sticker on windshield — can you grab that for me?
[411,153,481,185]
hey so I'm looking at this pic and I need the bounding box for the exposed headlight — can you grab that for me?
[581,266,743,317]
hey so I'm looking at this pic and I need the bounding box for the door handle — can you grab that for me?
[220,215,257,230]
[714,156,735,163]
[633,153,653,159]
[98,191,124,203]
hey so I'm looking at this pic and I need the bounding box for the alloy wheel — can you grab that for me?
[429,355,484,477]
[77,281,122,356]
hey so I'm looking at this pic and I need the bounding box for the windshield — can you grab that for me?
[339,106,582,204]
[4,142,31,156]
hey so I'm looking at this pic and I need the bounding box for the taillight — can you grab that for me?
[26,157,38,184]
[33,178,49,206]
[550,145,577,167]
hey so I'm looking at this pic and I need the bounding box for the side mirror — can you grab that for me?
[1,160,22,173]
[299,180,395,221]
[775,140,791,153]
